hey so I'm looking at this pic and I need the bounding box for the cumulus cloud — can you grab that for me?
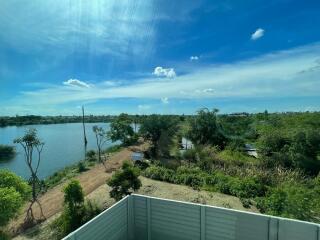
[161,97,169,104]
[190,56,199,61]
[63,79,91,88]
[153,67,176,78]
[138,104,151,110]
[202,88,214,93]
[13,43,320,109]
[251,28,265,40]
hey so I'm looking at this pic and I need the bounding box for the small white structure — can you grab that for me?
[245,144,258,158]
[131,152,143,162]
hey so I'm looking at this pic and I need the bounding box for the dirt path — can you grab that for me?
[9,148,133,234]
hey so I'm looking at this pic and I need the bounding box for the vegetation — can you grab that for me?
[187,108,227,148]
[108,113,138,146]
[92,126,108,170]
[107,161,142,201]
[140,110,320,223]
[139,115,179,158]
[52,180,101,238]
[0,115,116,127]
[0,145,15,161]
[0,170,31,237]
[14,129,45,222]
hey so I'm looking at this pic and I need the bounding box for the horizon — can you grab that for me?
[1,109,320,118]
[1,0,320,115]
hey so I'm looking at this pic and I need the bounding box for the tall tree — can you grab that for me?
[140,115,178,158]
[14,129,45,222]
[92,126,108,171]
[108,113,136,146]
[187,108,227,148]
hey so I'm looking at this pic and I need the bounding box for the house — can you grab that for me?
[62,194,320,240]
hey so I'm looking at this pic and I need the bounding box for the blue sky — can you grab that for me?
[0,0,320,115]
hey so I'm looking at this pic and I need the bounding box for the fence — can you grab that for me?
[63,194,320,240]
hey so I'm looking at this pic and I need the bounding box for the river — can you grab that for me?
[0,122,116,179]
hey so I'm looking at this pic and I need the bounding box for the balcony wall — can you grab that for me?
[63,194,320,240]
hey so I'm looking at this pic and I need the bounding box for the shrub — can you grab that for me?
[0,145,15,161]
[256,183,319,222]
[229,177,266,198]
[0,169,31,200]
[107,161,142,201]
[77,161,87,172]
[63,180,84,209]
[143,166,175,182]
[0,187,23,226]
[53,180,102,236]
[86,150,96,161]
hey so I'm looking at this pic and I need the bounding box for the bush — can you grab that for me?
[53,180,102,237]
[256,183,319,222]
[107,161,142,201]
[0,145,15,161]
[143,165,175,182]
[229,177,266,198]
[0,187,23,226]
[0,169,31,200]
[86,150,96,161]
[77,161,87,172]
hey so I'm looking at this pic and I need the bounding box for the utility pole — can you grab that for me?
[82,106,88,147]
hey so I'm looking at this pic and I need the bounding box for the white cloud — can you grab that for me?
[202,88,214,93]
[138,104,151,110]
[153,67,176,78]
[190,56,199,61]
[63,79,91,88]
[11,43,320,110]
[251,28,265,40]
[161,97,169,104]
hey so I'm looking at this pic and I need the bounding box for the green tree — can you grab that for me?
[61,180,85,233]
[289,131,320,175]
[63,180,84,210]
[140,115,178,158]
[55,180,100,237]
[187,108,227,148]
[107,161,141,201]
[108,113,136,146]
[92,126,108,170]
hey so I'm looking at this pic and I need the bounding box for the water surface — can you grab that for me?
[0,122,115,179]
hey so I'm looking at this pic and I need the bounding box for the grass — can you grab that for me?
[217,149,258,165]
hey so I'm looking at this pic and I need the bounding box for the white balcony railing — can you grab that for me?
[63,194,320,240]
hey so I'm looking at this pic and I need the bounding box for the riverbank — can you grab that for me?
[7,145,135,236]
[43,145,122,190]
